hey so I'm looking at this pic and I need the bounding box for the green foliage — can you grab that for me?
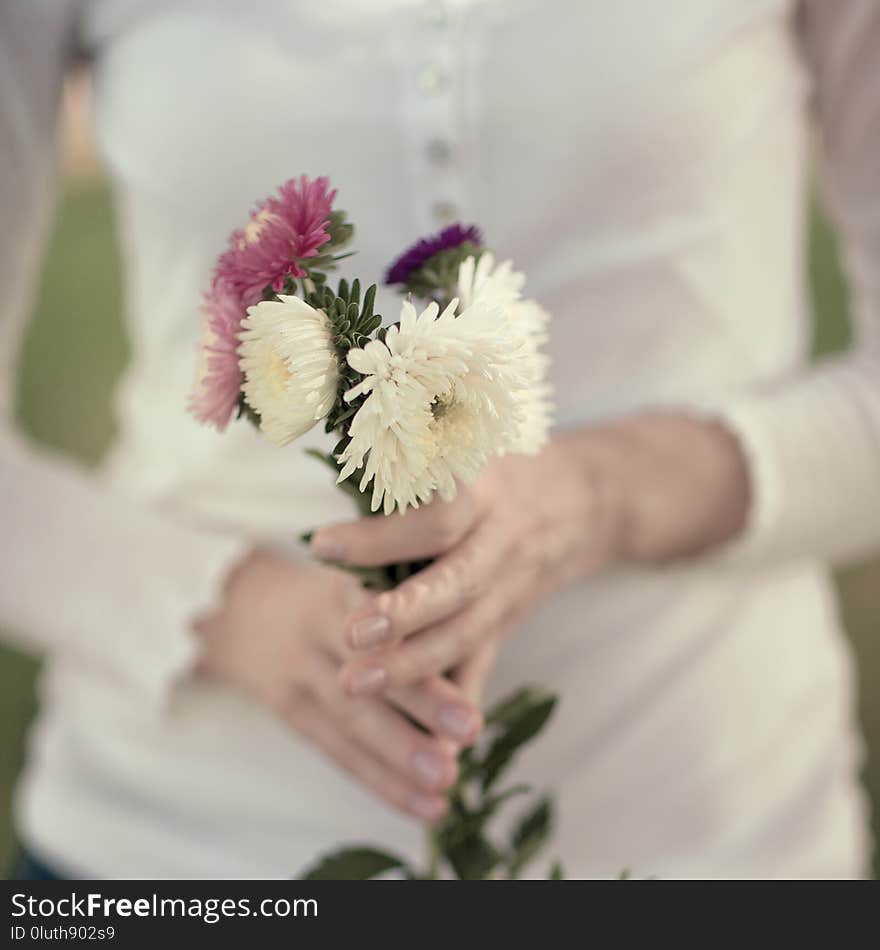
[441,831,504,881]
[235,391,261,427]
[509,796,552,878]
[401,242,484,302]
[292,209,355,278]
[480,691,557,791]
[325,209,355,252]
[303,846,412,880]
[299,686,563,880]
[299,277,383,442]
[428,687,560,880]
[305,276,383,360]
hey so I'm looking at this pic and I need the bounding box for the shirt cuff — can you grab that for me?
[705,365,880,566]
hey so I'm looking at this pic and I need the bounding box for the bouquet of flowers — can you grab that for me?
[189,175,561,879]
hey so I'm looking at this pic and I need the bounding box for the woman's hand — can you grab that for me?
[310,412,750,696]
[192,548,484,822]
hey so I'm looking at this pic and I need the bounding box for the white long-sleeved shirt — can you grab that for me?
[0,0,878,879]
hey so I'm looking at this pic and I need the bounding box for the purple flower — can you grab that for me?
[385,223,483,287]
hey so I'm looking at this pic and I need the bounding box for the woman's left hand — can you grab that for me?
[310,413,751,696]
[308,434,612,697]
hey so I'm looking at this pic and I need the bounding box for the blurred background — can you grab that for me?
[1,73,878,876]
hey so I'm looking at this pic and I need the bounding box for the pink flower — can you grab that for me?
[188,280,245,431]
[215,175,336,307]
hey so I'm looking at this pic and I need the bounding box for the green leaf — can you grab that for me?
[235,392,261,428]
[478,784,531,817]
[325,210,354,251]
[304,447,338,471]
[509,796,552,878]
[301,846,410,880]
[512,796,552,851]
[443,833,504,881]
[331,403,359,427]
[359,314,383,336]
[362,284,376,321]
[480,691,557,790]
[618,868,630,880]
[548,861,565,880]
[400,242,484,299]
[485,686,545,728]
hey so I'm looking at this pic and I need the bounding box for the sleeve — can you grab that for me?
[713,0,880,567]
[0,1,248,708]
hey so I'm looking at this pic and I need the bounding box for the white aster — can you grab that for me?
[238,294,340,446]
[337,297,528,514]
[457,253,553,453]
[457,251,525,311]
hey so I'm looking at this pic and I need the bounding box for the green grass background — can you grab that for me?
[2,181,878,874]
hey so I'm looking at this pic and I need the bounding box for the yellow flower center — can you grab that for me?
[266,347,292,395]
[243,208,278,245]
[429,395,473,449]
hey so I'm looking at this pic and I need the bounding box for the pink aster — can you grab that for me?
[215,175,336,307]
[188,280,245,431]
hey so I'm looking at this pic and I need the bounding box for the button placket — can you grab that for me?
[422,1,449,30]
[404,2,468,234]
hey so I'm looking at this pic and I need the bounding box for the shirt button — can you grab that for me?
[423,4,449,29]
[416,64,446,95]
[426,138,453,166]
[432,200,458,224]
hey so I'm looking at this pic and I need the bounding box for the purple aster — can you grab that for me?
[385,223,483,286]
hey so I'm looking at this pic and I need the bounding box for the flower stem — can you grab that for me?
[426,826,441,880]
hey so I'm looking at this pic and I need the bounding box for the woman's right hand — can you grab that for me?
[192,548,484,822]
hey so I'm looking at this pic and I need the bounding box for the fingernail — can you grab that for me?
[407,792,445,822]
[310,531,345,561]
[438,705,479,742]
[349,615,391,649]
[412,749,447,787]
[347,665,387,695]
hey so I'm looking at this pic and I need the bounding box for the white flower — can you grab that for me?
[238,295,339,446]
[337,297,528,514]
[457,252,525,311]
[457,253,553,453]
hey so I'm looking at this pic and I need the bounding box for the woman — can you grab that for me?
[1,0,878,879]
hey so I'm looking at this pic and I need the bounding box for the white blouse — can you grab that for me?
[1,0,878,878]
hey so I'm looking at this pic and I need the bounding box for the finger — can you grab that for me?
[290,700,448,823]
[309,491,482,567]
[389,675,484,746]
[309,653,459,793]
[341,594,504,695]
[343,524,501,651]
[452,638,501,703]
